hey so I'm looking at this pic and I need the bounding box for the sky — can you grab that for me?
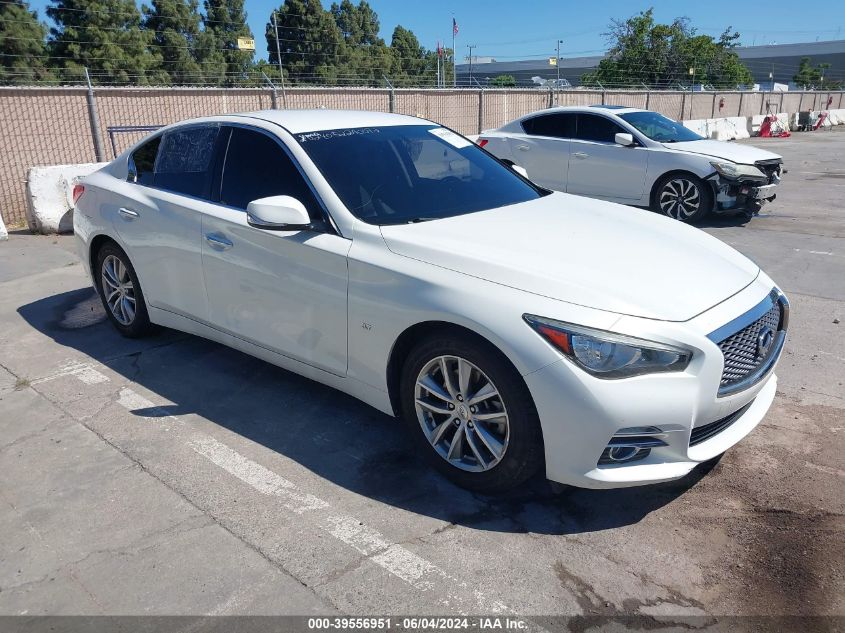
[29,0,845,62]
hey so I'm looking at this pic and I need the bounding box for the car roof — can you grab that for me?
[231,109,432,133]
[527,105,645,117]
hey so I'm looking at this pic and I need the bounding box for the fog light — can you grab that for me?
[597,430,668,466]
[599,446,650,464]
[608,446,642,461]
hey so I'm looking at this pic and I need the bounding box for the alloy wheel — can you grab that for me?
[659,178,701,220]
[101,254,136,325]
[414,355,509,472]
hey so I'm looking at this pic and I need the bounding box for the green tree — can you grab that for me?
[201,0,254,85]
[142,0,203,84]
[329,0,390,84]
[389,25,428,86]
[793,56,841,90]
[330,0,379,46]
[490,74,516,87]
[47,0,159,84]
[266,0,343,84]
[582,8,752,89]
[0,0,52,84]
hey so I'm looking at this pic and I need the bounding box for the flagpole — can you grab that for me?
[452,17,456,87]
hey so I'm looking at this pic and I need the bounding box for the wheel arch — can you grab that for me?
[649,169,714,210]
[89,234,120,284]
[385,320,527,419]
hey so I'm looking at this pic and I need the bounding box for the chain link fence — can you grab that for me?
[1,85,843,226]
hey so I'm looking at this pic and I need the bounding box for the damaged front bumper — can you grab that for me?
[706,159,784,214]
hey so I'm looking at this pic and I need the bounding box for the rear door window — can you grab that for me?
[522,113,576,138]
[575,114,626,143]
[152,126,219,199]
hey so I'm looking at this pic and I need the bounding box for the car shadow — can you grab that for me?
[696,213,752,229]
[18,287,721,536]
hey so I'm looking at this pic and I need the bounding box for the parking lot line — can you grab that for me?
[31,359,110,386]
[190,435,330,514]
[189,431,509,611]
[85,378,516,614]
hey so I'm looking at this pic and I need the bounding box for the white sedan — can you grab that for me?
[477,106,784,222]
[74,110,788,492]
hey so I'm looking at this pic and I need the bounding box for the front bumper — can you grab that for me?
[524,278,785,489]
[706,158,784,214]
[709,175,780,213]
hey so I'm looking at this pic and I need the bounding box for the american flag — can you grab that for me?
[453,18,458,36]
[436,41,443,57]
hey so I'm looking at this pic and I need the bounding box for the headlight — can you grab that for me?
[523,315,692,378]
[710,161,766,179]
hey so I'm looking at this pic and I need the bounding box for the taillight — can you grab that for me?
[72,184,85,205]
[477,138,489,148]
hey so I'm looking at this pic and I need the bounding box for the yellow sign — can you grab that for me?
[549,57,557,66]
[237,37,256,51]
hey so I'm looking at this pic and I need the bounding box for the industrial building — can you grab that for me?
[456,39,845,88]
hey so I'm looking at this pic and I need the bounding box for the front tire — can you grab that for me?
[95,243,154,338]
[399,333,543,493]
[652,174,712,223]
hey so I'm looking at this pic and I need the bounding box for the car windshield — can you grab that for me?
[296,125,544,225]
[619,111,704,143]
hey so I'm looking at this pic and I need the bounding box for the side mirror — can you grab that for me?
[246,195,311,230]
[511,164,529,178]
[615,132,636,147]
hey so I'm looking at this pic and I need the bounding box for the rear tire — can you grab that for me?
[399,333,543,493]
[652,174,712,223]
[95,242,155,338]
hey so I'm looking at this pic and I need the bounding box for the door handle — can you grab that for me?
[118,207,139,220]
[205,233,233,250]
[573,152,589,159]
[517,145,530,151]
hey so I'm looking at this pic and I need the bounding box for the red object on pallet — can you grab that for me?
[759,114,791,137]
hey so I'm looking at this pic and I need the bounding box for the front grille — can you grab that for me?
[690,401,754,446]
[755,159,782,184]
[718,301,781,387]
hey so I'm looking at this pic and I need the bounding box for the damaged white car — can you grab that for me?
[477,106,784,222]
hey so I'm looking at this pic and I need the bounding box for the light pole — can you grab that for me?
[271,10,287,107]
[556,39,562,85]
[467,44,476,86]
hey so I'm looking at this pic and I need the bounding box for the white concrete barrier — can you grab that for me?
[682,119,708,137]
[26,163,107,234]
[827,109,845,125]
[682,117,750,141]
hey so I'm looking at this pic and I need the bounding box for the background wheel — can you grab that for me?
[95,242,154,338]
[399,333,543,493]
[652,174,712,222]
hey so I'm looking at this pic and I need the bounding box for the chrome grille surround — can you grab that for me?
[708,289,789,397]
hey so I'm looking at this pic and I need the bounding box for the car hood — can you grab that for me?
[380,193,759,322]
[664,139,782,164]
